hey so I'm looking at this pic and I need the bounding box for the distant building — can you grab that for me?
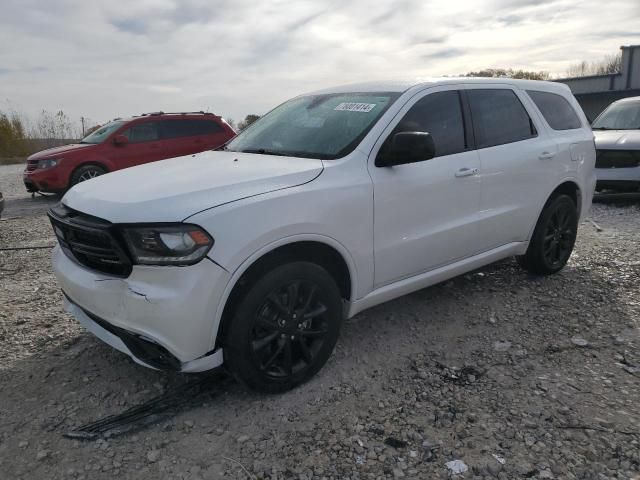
[556,45,640,122]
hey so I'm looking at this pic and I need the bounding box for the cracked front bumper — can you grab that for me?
[52,245,231,368]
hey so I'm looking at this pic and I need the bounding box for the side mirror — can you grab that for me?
[375,131,435,167]
[113,134,128,146]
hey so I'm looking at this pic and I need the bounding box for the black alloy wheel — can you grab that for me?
[541,201,575,268]
[250,280,329,379]
[224,262,342,393]
[517,194,578,275]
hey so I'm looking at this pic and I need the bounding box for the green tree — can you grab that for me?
[464,68,550,80]
[0,110,28,157]
[238,114,260,131]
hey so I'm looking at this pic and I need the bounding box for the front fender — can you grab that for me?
[207,233,359,351]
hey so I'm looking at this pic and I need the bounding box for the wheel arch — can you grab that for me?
[527,179,582,241]
[69,161,110,184]
[549,179,581,216]
[212,235,357,349]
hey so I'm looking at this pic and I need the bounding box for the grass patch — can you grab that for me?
[0,157,26,165]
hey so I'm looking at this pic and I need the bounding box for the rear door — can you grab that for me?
[368,86,482,287]
[194,118,230,150]
[160,118,228,158]
[465,86,557,251]
[525,89,592,177]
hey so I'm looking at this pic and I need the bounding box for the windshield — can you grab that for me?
[80,120,125,144]
[592,102,640,130]
[225,92,400,159]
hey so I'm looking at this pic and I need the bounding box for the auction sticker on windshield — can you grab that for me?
[334,103,377,113]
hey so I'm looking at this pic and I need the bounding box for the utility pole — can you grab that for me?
[81,116,85,136]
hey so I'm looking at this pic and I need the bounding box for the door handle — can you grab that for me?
[454,167,479,178]
[538,151,555,160]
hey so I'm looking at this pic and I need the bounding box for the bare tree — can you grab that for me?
[30,110,80,147]
[565,53,622,77]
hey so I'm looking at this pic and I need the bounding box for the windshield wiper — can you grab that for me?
[239,148,288,156]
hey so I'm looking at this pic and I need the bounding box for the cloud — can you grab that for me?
[111,18,149,35]
[0,0,637,126]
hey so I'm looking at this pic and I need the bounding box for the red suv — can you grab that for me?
[23,112,236,193]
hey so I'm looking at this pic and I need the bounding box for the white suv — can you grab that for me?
[50,78,596,392]
[592,96,640,192]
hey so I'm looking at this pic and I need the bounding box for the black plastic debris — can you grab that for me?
[64,371,226,440]
[384,437,408,449]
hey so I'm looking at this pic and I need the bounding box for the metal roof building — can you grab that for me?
[556,44,640,121]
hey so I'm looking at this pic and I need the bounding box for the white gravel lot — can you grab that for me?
[1,163,639,480]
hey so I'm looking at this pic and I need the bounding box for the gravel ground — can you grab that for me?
[1,163,640,479]
[0,163,60,219]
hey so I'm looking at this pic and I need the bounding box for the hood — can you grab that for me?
[62,151,324,223]
[28,143,96,160]
[594,130,640,150]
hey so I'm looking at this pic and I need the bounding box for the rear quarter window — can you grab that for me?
[526,90,582,130]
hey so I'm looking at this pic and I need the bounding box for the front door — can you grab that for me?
[368,87,482,288]
[109,120,164,169]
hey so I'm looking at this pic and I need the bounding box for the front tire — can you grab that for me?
[70,164,106,187]
[517,194,578,275]
[224,262,343,393]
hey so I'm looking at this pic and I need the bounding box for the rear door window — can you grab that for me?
[161,119,223,139]
[467,89,537,148]
[527,90,582,130]
[389,90,467,158]
[123,122,159,143]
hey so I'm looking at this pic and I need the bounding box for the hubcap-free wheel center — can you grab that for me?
[250,281,329,379]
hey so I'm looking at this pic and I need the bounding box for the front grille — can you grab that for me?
[48,204,132,277]
[595,150,640,169]
[26,159,38,172]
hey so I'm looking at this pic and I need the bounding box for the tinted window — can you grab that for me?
[123,122,159,143]
[527,90,582,130]
[391,90,466,157]
[468,89,536,148]
[161,119,223,139]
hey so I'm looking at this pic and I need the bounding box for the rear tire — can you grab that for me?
[517,194,578,275]
[224,262,343,393]
[70,164,106,187]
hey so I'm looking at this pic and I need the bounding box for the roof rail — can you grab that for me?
[137,111,217,117]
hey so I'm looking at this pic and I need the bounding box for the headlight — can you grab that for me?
[37,158,60,169]
[121,224,213,266]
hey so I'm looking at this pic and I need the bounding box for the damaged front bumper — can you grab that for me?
[63,296,223,372]
[52,245,230,372]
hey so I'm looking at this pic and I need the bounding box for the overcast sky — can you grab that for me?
[1,0,638,128]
